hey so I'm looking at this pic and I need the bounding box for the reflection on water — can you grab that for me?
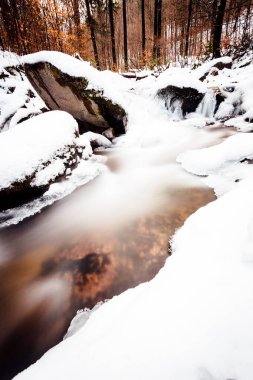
[0,182,214,379]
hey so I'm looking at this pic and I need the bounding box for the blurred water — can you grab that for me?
[0,110,232,378]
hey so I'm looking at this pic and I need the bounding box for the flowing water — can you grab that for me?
[0,92,234,379]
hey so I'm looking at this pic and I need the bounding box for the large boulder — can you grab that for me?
[157,85,205,116]
[0,111,82,211]
[22,52,127,136]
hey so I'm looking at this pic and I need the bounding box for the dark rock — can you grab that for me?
[214,93,226,114]
[0,182,49,211]
[213,61,232,71]
[157,85,205,116]
[222,86,235,93]
[245,117,253,123]
[24,62,127,136]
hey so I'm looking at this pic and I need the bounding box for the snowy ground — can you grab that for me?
[1,51,253,379]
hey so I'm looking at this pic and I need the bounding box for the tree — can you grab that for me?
[212,0,227,58]
[72,0,82,48]
[85,0,100,68]
[184,0,193,56]
[108,0,117,68]
[153,0,162,61]
[122,0,128,70]
[141,0,146,62]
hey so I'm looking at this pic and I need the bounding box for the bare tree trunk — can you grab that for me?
[184,0,193,56]
[242,0,252,37]
[141,0,146,62]
[153,0,162,60]
[85,0,100,69]
[72,0,82,48]
[212,0,227,58]
[108,0,117,68]
[157,0,162,56]
[211,0,218,42]
[122,0,128,70]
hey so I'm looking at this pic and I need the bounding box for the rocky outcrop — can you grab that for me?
[157,85,205,116]
[24,61,127,136]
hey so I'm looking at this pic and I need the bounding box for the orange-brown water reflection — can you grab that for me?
[0,185,214,379]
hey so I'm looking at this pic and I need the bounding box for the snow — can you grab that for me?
[64,302,104,340]
[193,56,232,79]
[155,67,207,94]
[0,111,78,190]
[0,60,45,130]
[0,51,21,70]
[177,133,253,176]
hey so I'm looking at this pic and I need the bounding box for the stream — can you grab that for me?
[0,100,232,379]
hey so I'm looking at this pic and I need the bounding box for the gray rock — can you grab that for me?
[24,62,127,136]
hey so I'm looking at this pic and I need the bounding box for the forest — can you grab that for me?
[1,0,253,70]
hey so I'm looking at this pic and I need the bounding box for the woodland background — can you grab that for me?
[0,0,253,70]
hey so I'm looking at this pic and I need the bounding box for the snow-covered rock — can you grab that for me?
[155,70,206,117]
[0,110,82,210]
[22,51,127,136]
[0,52,46,130]
[193,56,232,81]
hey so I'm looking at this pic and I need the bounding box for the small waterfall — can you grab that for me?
[197,91,216,118]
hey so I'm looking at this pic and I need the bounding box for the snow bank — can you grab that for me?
[178,132,253,196]
[177,133,253,176]
[0,111,78,190]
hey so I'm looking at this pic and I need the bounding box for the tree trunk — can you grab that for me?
[153,0,162,60]
[184,0,193,56]
[108,0,117,69]
[153,0,158,58]
[122,0,128,70]
[85,0,100,69]
[141,0,146,62]
[72,0,82,47]
[211,0,217,42]
[212,0,227,58]
[157,0,162,57]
